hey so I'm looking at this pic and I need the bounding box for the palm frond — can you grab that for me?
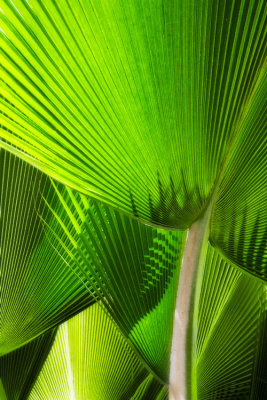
[0,149,94,355]
[39,180,186,382]
[193,244,267,399]
[210,71,267,281]
[250,300,267,400]
[0,328,56,400]
[0,0,266,397]
[1,0,265,229]
[28,304,168,400]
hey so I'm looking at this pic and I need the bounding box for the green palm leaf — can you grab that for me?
[1,246,265,400]
[250,303,267,400]
[194,244,267,399]
[39,177,267,396]
[0,0,266,398]
[1,0,265,229]
[0,149,94,355]
[0,329,56,400]
[28,304,168,400]
[39,180,186,382]
[210,72,267,280]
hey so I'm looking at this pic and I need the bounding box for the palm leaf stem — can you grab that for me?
[169,204,212,400]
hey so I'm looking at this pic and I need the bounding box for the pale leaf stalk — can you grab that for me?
[169,204,212,400]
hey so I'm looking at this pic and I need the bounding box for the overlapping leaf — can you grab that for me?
[210,70,267,280]
[1,0,265,230]
[0,328,56,400]
[0,0,266,397]
[39,180,185,381]
[193,244,267,399]
[250,299,267,400]
[0,149,94,355]
[28,304,168,400]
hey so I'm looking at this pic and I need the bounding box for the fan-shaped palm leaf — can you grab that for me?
[1,0,265,229]
[41,177,267,398]
[0,149,94,355]
[194,244,267,399]
[0,328,56,400]
[0,0,266,398]
[39,180,186,382]
[28,303,168,400]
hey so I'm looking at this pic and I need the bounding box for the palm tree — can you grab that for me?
[0,0,266,399]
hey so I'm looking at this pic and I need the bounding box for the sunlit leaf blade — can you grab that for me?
[1,0,265,228]
[40,181,186,381]
[193,244,267,399]
[29,304,168,400]
[0,149,94,355]
[210,71,267,281]
[0,328,56,400]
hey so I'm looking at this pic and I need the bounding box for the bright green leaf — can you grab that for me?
[0,328,56,400]
[193,244,267,399]
[1,0,265,229]
[39,181,186,382]
[28,304,168,400]
[0,149,94,355]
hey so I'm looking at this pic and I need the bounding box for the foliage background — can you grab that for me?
[0,0,266,398]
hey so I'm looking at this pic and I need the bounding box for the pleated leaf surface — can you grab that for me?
[210,70,267,281]
[0,0,266,396]
[39,181,186,382]
[0,149,94,355]
[29,303,168,400]
[193,244,267,399]
[1,0,265,230]
[0,328,56,400]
